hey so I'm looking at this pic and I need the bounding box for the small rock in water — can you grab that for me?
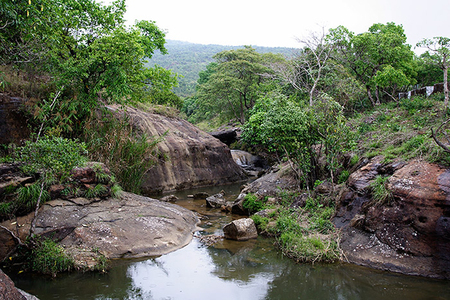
[193,192,210,199]
[223,218,258,241]
[206,193,227,208]
[197,234,224,246]
[160,195,178,202]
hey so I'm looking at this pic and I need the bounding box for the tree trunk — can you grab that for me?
[375,87,380,105]
[239,96,245,124]
[444,64,449,110]
[366,86,375,106]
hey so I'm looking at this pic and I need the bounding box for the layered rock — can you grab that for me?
[334,157,450,279]
[0,192,199,265]
[116,106,247,194]
[206,192,227,208]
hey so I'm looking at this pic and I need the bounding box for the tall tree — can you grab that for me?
[195,47,281,124]
[1,0,177,134]
[328,23,416,105]
[416,37,450,109]
[271,28,333,106]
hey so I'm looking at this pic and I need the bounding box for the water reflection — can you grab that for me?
[123,239,274,300]
[119,236,450,300]
[8,182,450,300]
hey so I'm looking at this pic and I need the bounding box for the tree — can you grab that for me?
[328,23,416,105]
[416,37,450,109]
[271,28,333,106]
[195,47,281,124]
[415,52,444,86]
[242,92,354,189]
[1,0,177,134]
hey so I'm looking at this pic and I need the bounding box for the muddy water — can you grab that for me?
[9,183,450,300]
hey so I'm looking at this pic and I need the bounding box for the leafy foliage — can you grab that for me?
[328,23,416,105]
[1,0,177,136]
[17,136,87,182]
[243,92,354,188]
[243,193,266,214]
[29,237,74,276]
[192,47,283,124]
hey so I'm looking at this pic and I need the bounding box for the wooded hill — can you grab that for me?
[145,40,296,97]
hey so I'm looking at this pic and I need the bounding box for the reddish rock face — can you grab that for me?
[335,157,450,279]
[0,269,26,300]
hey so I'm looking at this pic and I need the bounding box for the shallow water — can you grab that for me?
[8,183,450,300]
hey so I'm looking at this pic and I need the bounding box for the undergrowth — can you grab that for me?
[353,94,450,165]
[28,237,74,277]
[250,192,341,263]
[83,112,164,194]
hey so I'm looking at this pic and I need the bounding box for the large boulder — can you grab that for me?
[223,218,258,241]
[0,192,199,266]
[112,106,247,194]
[334,157,450,279]
[231,163,297,215]
[0,268,27,300]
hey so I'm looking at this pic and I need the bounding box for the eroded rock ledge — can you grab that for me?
[335,157,450,279]
[0,192,199,268]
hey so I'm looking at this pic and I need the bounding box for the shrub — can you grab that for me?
[243,193,266,214]
[29,238,74,276]
[17,136,87,182]
[338,170,350,184]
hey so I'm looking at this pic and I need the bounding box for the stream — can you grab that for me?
[8,183,450,300]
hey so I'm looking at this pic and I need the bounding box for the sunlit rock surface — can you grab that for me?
[0,192,199,264]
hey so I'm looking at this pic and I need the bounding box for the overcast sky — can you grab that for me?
[122,0,449,50]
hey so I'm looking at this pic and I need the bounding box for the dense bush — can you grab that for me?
[29,238,74,276]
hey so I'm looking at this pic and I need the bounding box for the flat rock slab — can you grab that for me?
[1,192,199,260]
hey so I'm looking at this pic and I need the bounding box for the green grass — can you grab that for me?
[249,190,340,263]
[353,95,450,166]
[243,193,266,214]
[17,183,50,211]
[369,175,393,206]
[29,238,74,276]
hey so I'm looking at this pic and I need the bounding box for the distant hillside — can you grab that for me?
[145,40,297,98]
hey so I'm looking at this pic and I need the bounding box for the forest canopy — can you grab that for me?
[0,0,178,133]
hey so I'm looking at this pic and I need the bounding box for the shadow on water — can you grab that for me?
[8,182,450,300]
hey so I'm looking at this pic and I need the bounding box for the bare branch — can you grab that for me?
[0,225,25,246]
[431,119,450,153]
